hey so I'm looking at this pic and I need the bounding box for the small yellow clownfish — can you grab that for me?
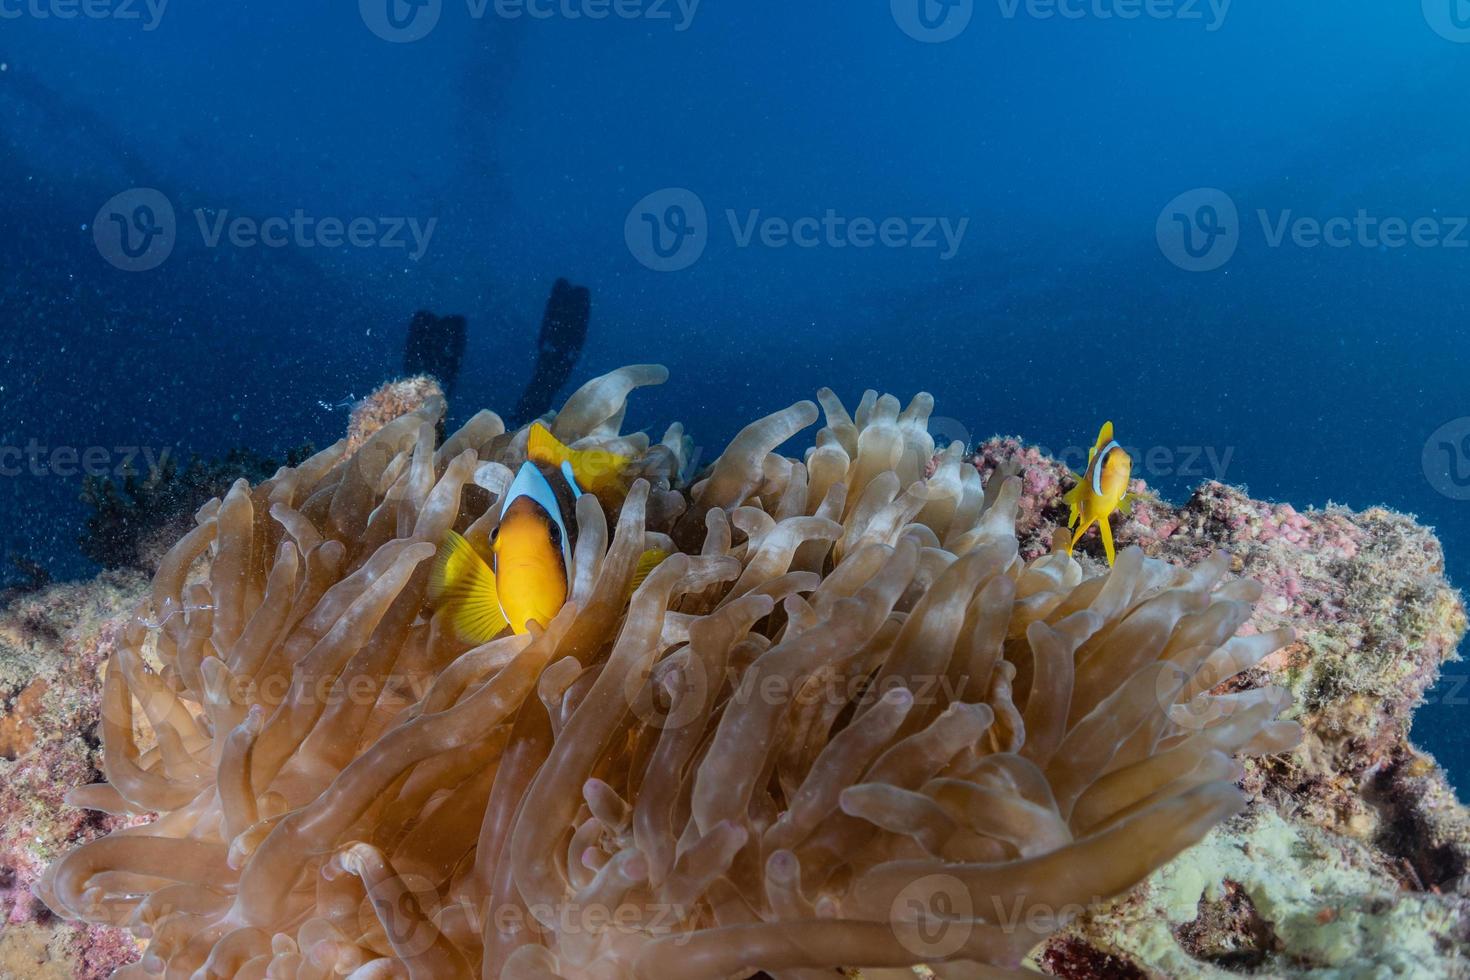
[1062,421,1134,566]
[428,423,666,640]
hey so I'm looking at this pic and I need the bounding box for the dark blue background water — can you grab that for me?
[4,1,1470,783]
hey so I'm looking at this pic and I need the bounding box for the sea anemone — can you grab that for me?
[38,366,1300,979]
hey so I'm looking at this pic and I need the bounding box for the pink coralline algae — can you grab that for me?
[344,375,445,455]
[971,437,1470,976]
[0,572,150,978]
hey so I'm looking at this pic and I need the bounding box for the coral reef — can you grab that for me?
[974,437,1470,977]
[0,570,148,979]
[1052,803,1469,979]
[0,396,1463,978]
[344,375,446,456]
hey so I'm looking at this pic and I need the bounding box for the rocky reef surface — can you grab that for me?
[974,438,1470,978]
[1,397,1466,978]
[0,570,148,978]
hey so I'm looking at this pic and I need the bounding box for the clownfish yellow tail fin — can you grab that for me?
[628,549,672,596]
[528,423,634,499]
[428,531,508,643]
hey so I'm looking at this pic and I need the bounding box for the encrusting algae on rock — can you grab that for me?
[974,439,1470,977]
[1,370,1464,977]
[0,571,151,978]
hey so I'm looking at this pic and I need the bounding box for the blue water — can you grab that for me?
[3,2,1469,783]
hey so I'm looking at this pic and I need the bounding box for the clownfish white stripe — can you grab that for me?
[503,461,574,572]
[430,422,672,640]
[1091,439,1120,497]
[560,460,584,499]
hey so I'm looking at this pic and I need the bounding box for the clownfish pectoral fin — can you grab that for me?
[1099,516,1117,566]
[628,549,671,596]
[1118,491,1138,516]
[428,530,509,643]
[1062,479,1084,529]
[528,423,634,499]
[1068,516,1096,557]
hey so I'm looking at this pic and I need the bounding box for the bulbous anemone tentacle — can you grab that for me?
[39,367,1298,980]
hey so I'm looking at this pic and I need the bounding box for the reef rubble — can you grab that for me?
[0,396,1465,978]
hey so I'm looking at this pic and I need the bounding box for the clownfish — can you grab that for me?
[1062,421,1134,566]
[428,423,666,639]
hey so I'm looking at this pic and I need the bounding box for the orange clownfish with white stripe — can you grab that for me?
[1062,421,1134,566]
[428,423,666,640]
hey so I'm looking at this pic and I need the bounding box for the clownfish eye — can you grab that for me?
[489,526,501,548]
[548,523,562,551]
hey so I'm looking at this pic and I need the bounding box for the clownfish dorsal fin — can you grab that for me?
[527,422,634,499]
[1094,421,1115,455]
[428,530,509,643]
